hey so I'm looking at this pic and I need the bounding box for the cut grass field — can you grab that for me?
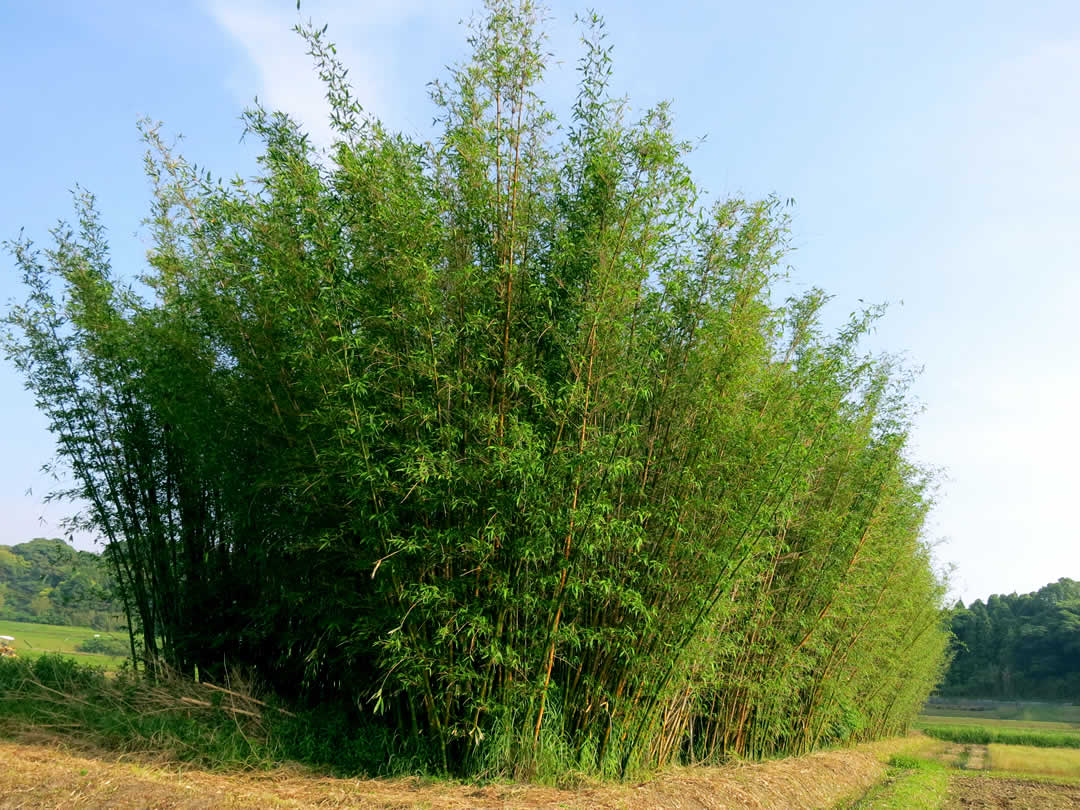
[0,654,921,807]
[0,736,922,809]
[0,620,128,670]
[6,667,1080,810]
[8,699,1079,809]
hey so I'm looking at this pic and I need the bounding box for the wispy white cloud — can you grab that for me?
[204,0,473,145]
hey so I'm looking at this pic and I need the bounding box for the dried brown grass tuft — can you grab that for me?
[0,658,284,770]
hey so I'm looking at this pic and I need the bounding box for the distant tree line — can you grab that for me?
[941,578,1080,700]
[2,2,950,777]
[0,538,124,630]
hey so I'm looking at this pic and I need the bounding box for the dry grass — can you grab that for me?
[988,744,1080,778]
[0,736,923,810]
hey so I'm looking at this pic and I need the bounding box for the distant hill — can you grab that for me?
[940,578,1080,700]
[0,538,124,630]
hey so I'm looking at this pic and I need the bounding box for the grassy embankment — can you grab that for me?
[0,653,448,776]
[0,620,129,669]
[0,653,924,807]
[0,735,920,810]
[7,655,1080,809]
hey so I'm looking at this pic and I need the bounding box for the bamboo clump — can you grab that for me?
[3,0,950,779]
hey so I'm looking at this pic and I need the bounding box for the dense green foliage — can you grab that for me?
[75,634,129,656]
[942,579,1080,699]
[0,538,123,629]
[3,2,948,777]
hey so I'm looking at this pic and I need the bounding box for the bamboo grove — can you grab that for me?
[3,2,949,778]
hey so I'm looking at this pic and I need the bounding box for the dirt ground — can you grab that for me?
[945,775,1080,808]
[963,745,988,770]
[0,737,914,810]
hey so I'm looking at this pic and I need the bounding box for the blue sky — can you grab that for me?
[2,1,1078,605]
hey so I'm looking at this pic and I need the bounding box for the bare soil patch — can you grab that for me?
[935,743,967,768]
[964,745,988,770]
[0,737,915,810]
[945,775,1080,808]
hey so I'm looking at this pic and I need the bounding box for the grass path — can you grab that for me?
[847,759,949,809]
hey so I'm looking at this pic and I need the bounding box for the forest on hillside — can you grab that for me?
[2,1,949,778]
[941,578,1080,700]
[0,538,123,630]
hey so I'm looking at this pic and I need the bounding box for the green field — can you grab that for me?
[847,738,1080,807]
[917,723,1080,749]
[919,700,1080,730]
[0,620,129,670]
[916,701,1080,752]
[845,703,1080,807]
[917,714,1078,732]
